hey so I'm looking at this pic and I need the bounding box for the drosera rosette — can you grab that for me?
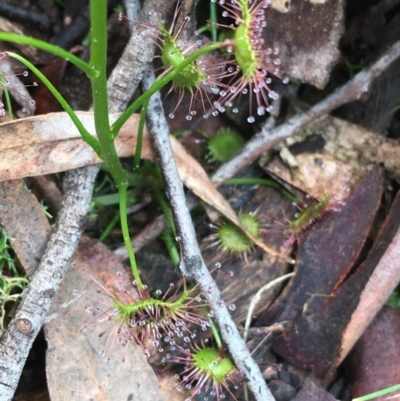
[167,323,244,401]
[78,272,210,362]
[212,0,290,123]
[152,2,228,121]
[205,210,262,261]
[206,127,245,163]
[281,192,332,251]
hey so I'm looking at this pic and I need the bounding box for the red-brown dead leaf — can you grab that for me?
[30,57,67,115]
[266,0,344,88]
[257,165,384,377]
[292,378,339,401]
[345,306,400,400]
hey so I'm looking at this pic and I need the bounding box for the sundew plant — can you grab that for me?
[0,0,287,399]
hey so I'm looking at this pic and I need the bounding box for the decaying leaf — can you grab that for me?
[267,0,344,88]
[0,112,288,260]
[0,180,51,277]
[346,306,400,400]
[258,166,384,377]
[261,115,400,201]
[291,378,339,401]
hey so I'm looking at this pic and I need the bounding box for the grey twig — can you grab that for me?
[141,68,276,401]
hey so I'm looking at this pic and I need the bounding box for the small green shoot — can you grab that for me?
[0,229,29,335]
[353,383,400,401]
[206,128,245,163]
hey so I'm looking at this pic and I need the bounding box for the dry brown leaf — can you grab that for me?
[0,180,52,276]
[260,115,400,201]
[267,0,344,88]
[0,112,288,260]
[0,112,136,179]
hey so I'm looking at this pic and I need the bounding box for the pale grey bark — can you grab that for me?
[142,68,276,401]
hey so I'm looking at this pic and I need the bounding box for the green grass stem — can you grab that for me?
[7,51,101,155]
[353,384,400,401]
[0,33,98,78]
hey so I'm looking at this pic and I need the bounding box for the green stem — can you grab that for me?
[201,308,223,350]
[119,184,143,288]
[151,187,177,238]
[353,384,400,401]
[134,98,149,169]
[7,51,101,155]
[0,33,98,78]
[210,0,218,43]
[111,42,222,137]
[89,0,141,288]
[0,76,13,120]
[99,214,120,242]
[160,229,180,266]
[89,0,128,189]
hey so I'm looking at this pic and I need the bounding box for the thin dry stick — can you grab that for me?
[114,38,400,256]
[142,68,276,401]
[243,273,294,343]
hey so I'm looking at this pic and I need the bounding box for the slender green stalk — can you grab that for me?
[0,33,98,78]
[210,0,218,43]
[89,0,128,189]
[89,0,141,287]
[111,42,222,137]
[160,229,180,266]
[7,51,101,155]
[119,184,144,288]
[353,384,400,401]
[99,214,120,242]
[201,310,223,350]
[151,187,177,238]
[134,98,149,169]
[0,73,13,120]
